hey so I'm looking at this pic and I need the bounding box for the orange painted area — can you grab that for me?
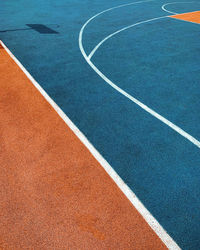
[170,11,200,24]
[0,43,166,249]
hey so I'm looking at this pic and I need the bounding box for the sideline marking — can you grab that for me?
[0,39,180,249]
[79,3,200,149]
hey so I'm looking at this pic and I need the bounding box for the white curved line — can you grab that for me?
[79,4,183,250]
[80,10,200,149]
[79,0,154,50]
[88,16,167,60]
[162,2,195,15]
[79,1,200,245]
[82,44,200,149]
[162,3,178,14]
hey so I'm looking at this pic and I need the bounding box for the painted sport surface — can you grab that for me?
[0,0,200,249]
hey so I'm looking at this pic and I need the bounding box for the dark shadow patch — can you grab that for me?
[0,28,31,33]
[26,24,59,34]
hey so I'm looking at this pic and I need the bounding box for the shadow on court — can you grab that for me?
[0,24,59,34]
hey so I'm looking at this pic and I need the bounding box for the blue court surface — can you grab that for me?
[1,0,200,248]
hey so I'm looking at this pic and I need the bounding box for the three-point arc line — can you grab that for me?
[79,1,200,149]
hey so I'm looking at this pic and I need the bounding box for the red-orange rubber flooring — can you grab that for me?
[0,43,166,249]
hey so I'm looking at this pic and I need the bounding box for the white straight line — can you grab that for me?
[1,39,181,249]
[79,12,200,149]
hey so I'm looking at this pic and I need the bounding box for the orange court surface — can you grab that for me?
[171,11,200,24]
[0,42,166,249]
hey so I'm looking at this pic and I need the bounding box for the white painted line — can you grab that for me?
[88,16,168,59]
[162,2,197,15]
[78,0,155,42]
[79,2,200,149]
[162,3,178,14]
[1,39,180,249]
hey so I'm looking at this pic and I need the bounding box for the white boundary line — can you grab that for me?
[0,39,181,249]
[79,2,200,149]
